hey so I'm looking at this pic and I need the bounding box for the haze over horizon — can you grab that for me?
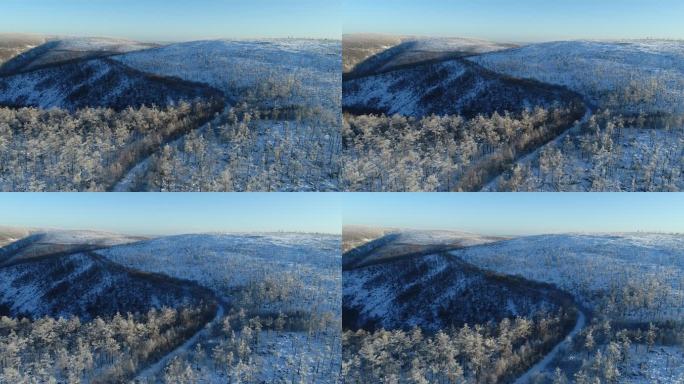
[343,193,684,236]
[0,193,342,236]
[343,0,684,43]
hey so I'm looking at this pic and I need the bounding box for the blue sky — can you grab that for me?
[0,193,341,235]
[0,0,340,41]
[344,193,684,235]
[343,0,684,42]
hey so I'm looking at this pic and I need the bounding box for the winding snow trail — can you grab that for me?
[111,111,226,192]
[482,106,592,191]
[514,310,587,384]
[134,303,225,382]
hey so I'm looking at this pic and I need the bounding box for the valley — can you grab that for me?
[0,229,341,383]
[0,35,340,191]
[342,227,684,383]
[342,34,684,192]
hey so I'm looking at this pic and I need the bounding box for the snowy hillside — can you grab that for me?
[344,253,572,332]
[0,229,143,265]
[0,227,30,247]
[0,37,156,74]
[113,39,341,110]
[98,233,341,314]
[347,36,515,77]
[471,40,684,114]
[343,228,501,269]
[343,33,404,73]
[452,233,684,321]
[96,232,342,383]
[0,34,47,66]
[343,58,582,118]
[342,225,393,252]
[0,251,213,320]
[0,58,221,111]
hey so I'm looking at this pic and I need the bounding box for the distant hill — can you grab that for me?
[342,225,394,253]
[344,251,575,332]
[471,40,684,115]
[0,248,214,320]
[344,58,584,118]
[0,230,144,265]
[113,39,341,110]
[345,34,515,78]
[453,233,684,321]
[343,33,404,73]
[97,233,341,314]
[0,57,223,111]
[0,33,47,66]
[0,37,156,75]
[343,228,502,270]
[0,226,31,248]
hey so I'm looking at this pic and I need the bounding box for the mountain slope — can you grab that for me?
[343,33,404,73]
[97,233,341,314]
[0,250,215,320]
[0,37,155,75]
[113,39,341,109]
[470,40,684,114]
[453,233,684,321]
[343,58,583,118]
[0,57,222,111]
[0,226,31,248]
[343,229,502,269]
[0,34,47,66]
[343,252,575,332]
[346,35,515,78]
[0,230,144,265]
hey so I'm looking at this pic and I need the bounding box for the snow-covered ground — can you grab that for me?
[486,125,684,192]
[98,232,342,384]
[114,39,341,110]
[452,233,684,321]
[471,40,684,114]
[98,233,341,314]
[140,115,340,192]
[44,37,154,53]
[0,229,143,264]
[621,345,684,383]
[344,60,467,116]
[344,228,501,269]
[0,36,156,74]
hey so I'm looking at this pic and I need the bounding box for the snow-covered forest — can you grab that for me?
[0,103,216,191]
[342,107,581,191]
[0,231,342,383]
[342,229,684,383]
[99,233,342,383]
[0,306,215,383]
[0,37,340,191]
[343,37,684,191]
[343,312,574,384]
[489,111,683,192]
